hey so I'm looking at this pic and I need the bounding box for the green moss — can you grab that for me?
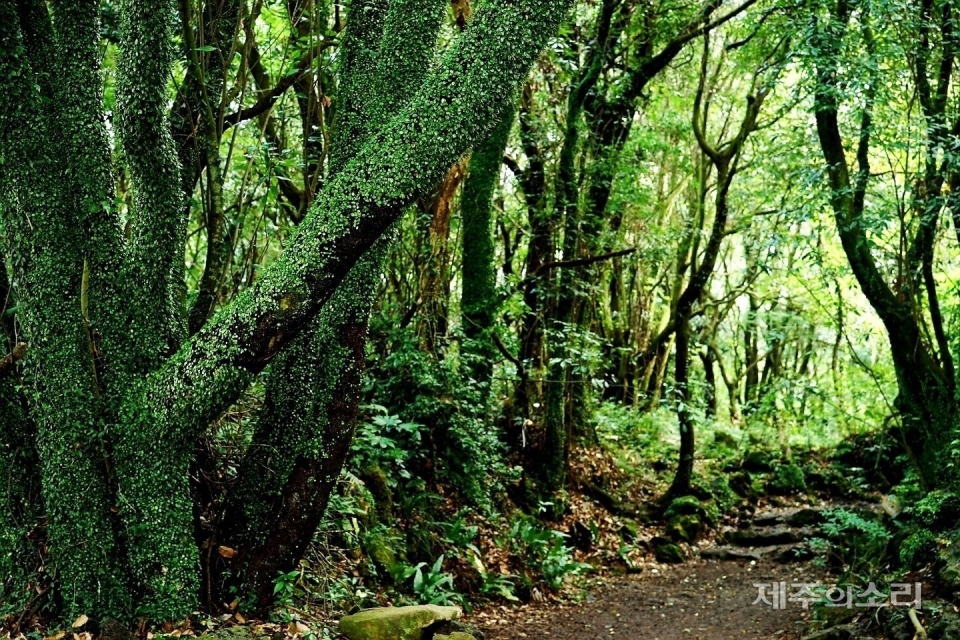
[0,2,129,620]
[912,490,960,528]
[0,381,41,615]
[654,540,685,563]
[115,0,188,371]
[666,513,702,543]
[769,462,807,495]
[0,0,573,621]
[900,528,937,568]
[460,103,515,387]
[664,495,702,517]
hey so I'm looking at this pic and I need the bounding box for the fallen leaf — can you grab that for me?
[287,622,309,635]
[72,615,88,629]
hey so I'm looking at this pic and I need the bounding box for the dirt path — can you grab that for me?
[477,559,826,640]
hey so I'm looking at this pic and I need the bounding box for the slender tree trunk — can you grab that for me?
[666,314,695,499]
[461,103,516,393]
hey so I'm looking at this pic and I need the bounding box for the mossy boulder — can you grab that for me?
[652,536,685,563]
[742,450,773,472]
[426,620,484,640]
[201,628,254,640]
[666,513,702,543]
[618,519,640,541]
[913,490,960,528]
[728,470,760,499]
[664,495,702,516]
[340,605,461,640]
[664,495,714,541]
[712,430,738,449]
[899,528,937,568]
[700,476,738,515]
[768,463,807,495]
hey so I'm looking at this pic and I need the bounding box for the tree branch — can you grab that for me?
[223,42,332,128]
[532,247,636,275]
[0,342,27,377]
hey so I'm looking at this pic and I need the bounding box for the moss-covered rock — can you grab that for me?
[728,470,760,499]
[340,605,461,640]
[701,475,739,515]
[200,628,254,640]
[653,537,685,563]
[712,430,738,448]
[913,490,960,529]
[742,450,773,472]
[664,495,715,541]
[425,619,484,640]
[900,528,937,568]
[666,513,702,543]
[664,495,701,517]
[618,519,640,541]
[769,463,807,495]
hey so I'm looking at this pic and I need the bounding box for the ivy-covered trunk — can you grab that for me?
[0,0,571,623]
[215,0,449,610]
[461,103,517,394]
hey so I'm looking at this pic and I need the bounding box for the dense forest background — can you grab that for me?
[4,0,960,636]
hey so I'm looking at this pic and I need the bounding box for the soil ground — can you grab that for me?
[476,559,827,640]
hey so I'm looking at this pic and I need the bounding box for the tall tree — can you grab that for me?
[810,0,958,488]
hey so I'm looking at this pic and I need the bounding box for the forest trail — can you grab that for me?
[474,505,865,640]
[478,558,824,640]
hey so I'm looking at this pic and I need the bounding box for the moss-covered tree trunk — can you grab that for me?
[0,0,572,623]
[461,103,516,396]
[216,0,450,610]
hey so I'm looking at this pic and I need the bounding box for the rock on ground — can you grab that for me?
[339,605,462,640]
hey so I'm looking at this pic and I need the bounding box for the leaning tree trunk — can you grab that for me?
[215,0,449,611]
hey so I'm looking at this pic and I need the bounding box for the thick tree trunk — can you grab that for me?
[219,0,447,611]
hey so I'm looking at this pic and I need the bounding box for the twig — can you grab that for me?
[908,607,928,639]
[0,342,27,377]
[223,41,335,128]
[531,247,636,276]
[491,329,524,376]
